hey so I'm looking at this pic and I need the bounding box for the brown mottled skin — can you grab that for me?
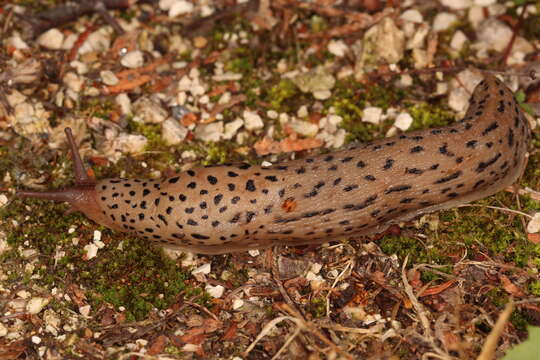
[18,74,531,254]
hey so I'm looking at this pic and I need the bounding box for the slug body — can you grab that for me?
[18,74,531,254]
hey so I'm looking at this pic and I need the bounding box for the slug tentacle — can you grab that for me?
[17,73,532,254]
[17,128,122,231]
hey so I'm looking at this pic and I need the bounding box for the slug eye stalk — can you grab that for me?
[17,127,97,211]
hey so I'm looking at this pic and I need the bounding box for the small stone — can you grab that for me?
[194,121,223,142]
[327,40,348,57]
[0,194,8,207]
[289,119,319,137]
[0,323,7,337]
[192,263,211,275]
[79,305,91,317]
[162,118,188,145]
[132,98,168,124]
[362,107,383,124]
[169,0,194,17]
[100,70,119,86]
[243,110,264,131]
[120,50,144,68]
[115,93,132,115]
[527,213,540,233]
[159,0,177,10]
[31,336,41,344]
[474,0,496,5]
[297,105,309,118]
[26,297,49,315]
[193,36,208,48]
[223,118,244,140]
[433,13,458,32]
[400,9,423,23]
[232,299,244,310]
[440,0,472,9]
[84,243,99,260]
[394,112,413,131]
[450,30,468,51]
[116,134,148,154]
[205,284,225,298]
[37,28,64,50]
[313,90,332,100]
[63,72,84,92]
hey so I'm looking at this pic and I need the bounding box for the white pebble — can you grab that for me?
[474,0,496,5]
[433,13,458,32]
[0,194,8,207]
[297,105,309,118]
[192,263,211,275]
[313,90,332,100]
[327,40,348,57]
[289,119,319,137]
[400,9,423,23]
[115,93,132,115]
[79,305,91,317]
[37,28,64,50]
[232,299,244,310]
[223,118,244,140]
[120,50,144,69]
[93,230,102,242]
[194,121,223,142]
[362,107,383,124]
[26,297,49,315]
[84,243,99,260]
[243,110,264,131]
[527,213,540,233]
[0,323,7,337]
[63,72,84,93]
[162,118,188,145]
[205,284,225,298]
[169,0,194,17]
[159,0,177,10]
[31,336,41,344]
[439,0,472,9]
[100,70,119,86]
[267,110,278,119]
[450,30,468,51]
[394,112,413,131]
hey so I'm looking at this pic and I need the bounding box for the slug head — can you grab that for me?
[17,128,121,230]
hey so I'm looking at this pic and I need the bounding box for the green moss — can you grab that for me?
[407,103,456,131]
[529,281,540,296]
[309,297,326,318]
[266,79,299,111]
[379,235,449,265]
[1,196,210,321]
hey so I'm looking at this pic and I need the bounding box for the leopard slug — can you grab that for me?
[18,74,531,254]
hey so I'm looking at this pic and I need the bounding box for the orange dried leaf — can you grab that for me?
[103,74,151,94]
[527,233,540,244]
[148,335,168,356]
[500,274,525,297]
[280,137,322,152]
[254,137,282,155]
[419,280,457,297]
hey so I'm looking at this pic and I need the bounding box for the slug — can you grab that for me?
[17,73,531,254]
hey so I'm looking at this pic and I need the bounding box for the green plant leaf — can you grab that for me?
[503,326,540,360]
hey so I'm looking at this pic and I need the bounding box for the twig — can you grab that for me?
[401,255,451,359]
[477,300,514,360]
[326,258,354,316]
[501,3,530,65]
[19,0,135,37]
[458,204,533,219]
